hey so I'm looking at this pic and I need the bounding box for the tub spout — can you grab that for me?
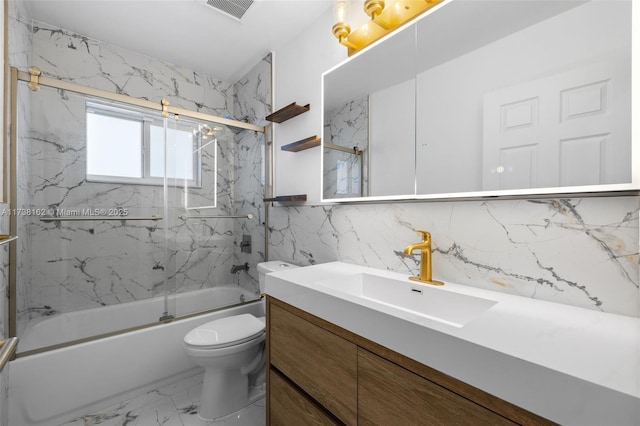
[231,262,250,274]
[158,312,175,322]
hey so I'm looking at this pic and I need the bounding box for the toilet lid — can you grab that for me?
[184,314,265,348]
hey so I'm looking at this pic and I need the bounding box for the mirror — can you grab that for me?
[323,22,417,199]
[322,0,635,201]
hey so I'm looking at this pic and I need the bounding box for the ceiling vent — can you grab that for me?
[205,0,254,20]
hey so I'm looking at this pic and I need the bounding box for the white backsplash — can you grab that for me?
[268,196,639,317]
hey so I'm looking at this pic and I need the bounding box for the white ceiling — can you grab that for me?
[23,0,333,82]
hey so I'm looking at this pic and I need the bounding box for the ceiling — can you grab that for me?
[23,0,333,82]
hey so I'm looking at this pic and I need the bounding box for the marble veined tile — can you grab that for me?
[172,374,265,426]
[59,372,265,426]
[268,196,640,317]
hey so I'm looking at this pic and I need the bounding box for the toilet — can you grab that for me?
[183,261,298,420]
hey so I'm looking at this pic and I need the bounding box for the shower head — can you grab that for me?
[201,125,215,139]
[194,124,221,140]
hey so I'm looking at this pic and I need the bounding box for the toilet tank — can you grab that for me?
[257,261,298,292]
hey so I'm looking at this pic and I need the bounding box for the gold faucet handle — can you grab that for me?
[415,229,431,242]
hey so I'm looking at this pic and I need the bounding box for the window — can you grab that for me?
[86,102,202,186]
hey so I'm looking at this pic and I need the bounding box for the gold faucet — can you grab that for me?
[403,230,444,286]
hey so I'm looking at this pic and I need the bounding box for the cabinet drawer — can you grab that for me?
[269,368,341,426]
[358,348,517,425]
[269,302,357,425]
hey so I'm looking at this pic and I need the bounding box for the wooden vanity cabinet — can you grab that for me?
[266,296,554,426]
[358,348,516,425]
[269,368,341,426]
[268,301,357,425]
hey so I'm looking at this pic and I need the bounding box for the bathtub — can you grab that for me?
[9,286,263,426]
[19,285,259,352]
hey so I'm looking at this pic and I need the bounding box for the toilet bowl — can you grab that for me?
[183,261,298,420]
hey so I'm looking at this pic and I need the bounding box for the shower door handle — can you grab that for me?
[40,215,163,222]
[0,337,18,371]
[0,235,18,245]
[179,213,254,220]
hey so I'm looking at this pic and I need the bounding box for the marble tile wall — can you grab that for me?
[268,196,640,317]
[7,10,268,341]
[17,25,233,330]
[1,1,32,423]
[232,54,271,293]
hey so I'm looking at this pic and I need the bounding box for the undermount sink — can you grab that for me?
[314,272,497,327]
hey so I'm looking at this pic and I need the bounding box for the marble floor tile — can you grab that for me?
[59,372,266,426]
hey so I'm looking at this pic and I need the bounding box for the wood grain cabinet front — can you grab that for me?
[358,348,516,425]
[269,302,358,425]
[267,297,554,426]
[269,368,341,426]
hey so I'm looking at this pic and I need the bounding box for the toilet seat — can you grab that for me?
[184,314,265,350]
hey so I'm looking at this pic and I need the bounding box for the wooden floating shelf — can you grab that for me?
[264,194,307,203]
[266,102,310,123]
[281,136,321,153]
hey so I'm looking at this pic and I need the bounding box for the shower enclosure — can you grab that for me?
[8,66,270,355]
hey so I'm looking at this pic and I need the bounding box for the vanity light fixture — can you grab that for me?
[332,0,444,56]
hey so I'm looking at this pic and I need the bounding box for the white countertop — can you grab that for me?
[265,261,640,426]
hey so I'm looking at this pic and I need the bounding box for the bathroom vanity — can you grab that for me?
[267,297,550,425]
[264,262,640,425]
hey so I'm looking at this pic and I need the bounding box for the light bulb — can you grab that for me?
[333,0,352,41]
[334,0,350,23]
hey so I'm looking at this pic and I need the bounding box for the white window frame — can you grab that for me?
[86,101,203,188]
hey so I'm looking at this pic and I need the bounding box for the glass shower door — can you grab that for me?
[14,83,172,354]
[11,71,265,354]
[165,116,254,318]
